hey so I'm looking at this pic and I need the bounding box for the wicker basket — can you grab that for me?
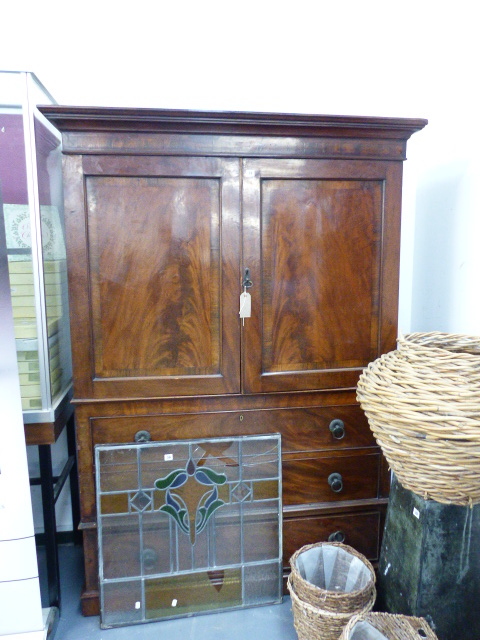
[339,611,439,639]
[288,576,376,640]
[288,542,376,640]
[357,332,480,506]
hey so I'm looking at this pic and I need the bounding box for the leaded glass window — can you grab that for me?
[95,434,282,628]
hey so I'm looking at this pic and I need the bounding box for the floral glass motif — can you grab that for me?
[95,435,282,628]
[155,456,227,544]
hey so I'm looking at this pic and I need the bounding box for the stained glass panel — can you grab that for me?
[96,434,282,628]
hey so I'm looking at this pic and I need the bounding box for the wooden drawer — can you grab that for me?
[90,404,374,452]
[282,450,381,505]
[283,510,382,564]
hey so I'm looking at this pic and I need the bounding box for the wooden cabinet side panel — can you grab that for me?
[63,155,95,399]
[378,162,403,354]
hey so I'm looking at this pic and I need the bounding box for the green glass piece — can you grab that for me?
[154,469,187,490]
[155,459,228,543]
[159,503,189,534]
[195,467,227,485]
[197,498,225,534]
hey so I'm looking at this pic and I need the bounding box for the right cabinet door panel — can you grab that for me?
[242,159,402,394]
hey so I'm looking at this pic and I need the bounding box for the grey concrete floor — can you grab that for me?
[37,544,298,640]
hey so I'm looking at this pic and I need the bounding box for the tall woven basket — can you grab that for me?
[339,611,439,640]
[288,542,376,640]
[357,332,480,506]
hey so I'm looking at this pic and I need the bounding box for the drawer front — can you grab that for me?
[94,456,381,510]
[91,404,374,452]
[100,511,383,580]
[283,511,382,564]
[282,451,380,505]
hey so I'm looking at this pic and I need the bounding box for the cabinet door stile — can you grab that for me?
[241,159,264,392]
[378,162,403,355]
[63,154,96,399]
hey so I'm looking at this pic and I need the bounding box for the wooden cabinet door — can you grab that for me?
[242,158,402,394]
[64,155,241,399]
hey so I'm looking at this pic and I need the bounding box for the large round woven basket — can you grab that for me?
[357,332,480,506]
[339,611,438,640]
[288,542,376,640]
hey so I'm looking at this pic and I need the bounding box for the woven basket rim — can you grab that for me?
[287,574,376,620]
[399,331,480,358]
[340,611,437,639]
[289,541,376,598]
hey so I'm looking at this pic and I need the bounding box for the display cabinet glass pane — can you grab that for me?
[96,434,282,628]
[34,112,72,406]
[0,71,72,419]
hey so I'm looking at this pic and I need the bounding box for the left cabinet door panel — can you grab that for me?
[64,155,241,399]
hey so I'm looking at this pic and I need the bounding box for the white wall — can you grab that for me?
[2,0,479,532]
[409,123,480,335]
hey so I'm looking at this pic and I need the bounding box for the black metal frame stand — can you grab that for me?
[29,413,81,611]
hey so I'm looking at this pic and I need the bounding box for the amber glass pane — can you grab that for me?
[261,179,382,373]
[86,176,221,379]
[145,569,243,619]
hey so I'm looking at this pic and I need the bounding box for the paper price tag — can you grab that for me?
[239,291,251,323]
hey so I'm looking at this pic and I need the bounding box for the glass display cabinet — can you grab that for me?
[0,70,72,424]
[0,70,77,613]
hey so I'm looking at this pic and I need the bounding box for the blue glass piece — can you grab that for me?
[165,489,182,511]
[170,472,188,488]
[195,467,227,485]
[195,470,214,485]
[154,469,187,490]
